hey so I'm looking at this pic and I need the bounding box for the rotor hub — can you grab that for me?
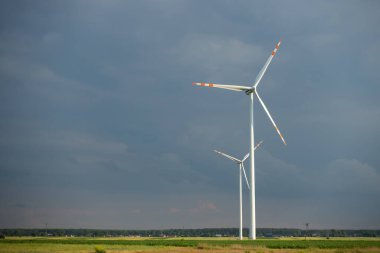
[245,88,255,95]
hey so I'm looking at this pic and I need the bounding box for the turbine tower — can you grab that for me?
[193,40,286,239]
[214,141,263,240]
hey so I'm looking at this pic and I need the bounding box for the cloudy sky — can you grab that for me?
[0,0,379,230]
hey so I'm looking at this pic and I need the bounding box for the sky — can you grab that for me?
[0,0,379,230]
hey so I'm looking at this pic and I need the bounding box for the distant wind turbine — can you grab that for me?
[193,40,286,239]
[214,141,263,240]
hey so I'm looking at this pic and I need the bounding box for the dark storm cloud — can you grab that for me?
[0,0,379,229]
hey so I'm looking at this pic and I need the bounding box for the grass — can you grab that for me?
[0,237,379,253]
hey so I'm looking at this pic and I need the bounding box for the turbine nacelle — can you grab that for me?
[245,88,255,95]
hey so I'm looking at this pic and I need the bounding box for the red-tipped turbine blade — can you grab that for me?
[255,92,286,146]
[193,82,251,92]
[253,39,282,88]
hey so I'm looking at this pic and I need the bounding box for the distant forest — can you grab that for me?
[1,228,379,238]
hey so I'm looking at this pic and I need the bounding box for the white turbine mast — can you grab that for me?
[193,40,286,239]
[214,141,263,240]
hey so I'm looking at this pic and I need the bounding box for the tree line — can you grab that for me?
[0,228,379,238]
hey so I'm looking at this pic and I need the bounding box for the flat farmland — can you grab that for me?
[1,237,380,253]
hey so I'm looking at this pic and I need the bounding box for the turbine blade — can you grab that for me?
[253,39,282,88]
[193,82,251,92]
[242,153,250,163]
[254,140,264,150]
[255,92,286,145]
[214,150,241,163]
[241,163,250,189]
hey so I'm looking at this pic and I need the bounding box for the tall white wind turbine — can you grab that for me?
[214,141,263,240]
[193,40,286,239]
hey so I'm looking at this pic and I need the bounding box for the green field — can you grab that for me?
[1,237,380,253]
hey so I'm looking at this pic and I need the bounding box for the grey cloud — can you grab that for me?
[324,159,380,195]
[0,0,379,229]
[178,34,266,82]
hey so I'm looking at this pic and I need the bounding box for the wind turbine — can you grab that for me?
[193,40,286,239]
[214,141,263,240]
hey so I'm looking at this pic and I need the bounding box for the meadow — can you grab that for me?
[1,237,380,253]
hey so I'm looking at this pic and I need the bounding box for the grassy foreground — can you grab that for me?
[0,237,380,253]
